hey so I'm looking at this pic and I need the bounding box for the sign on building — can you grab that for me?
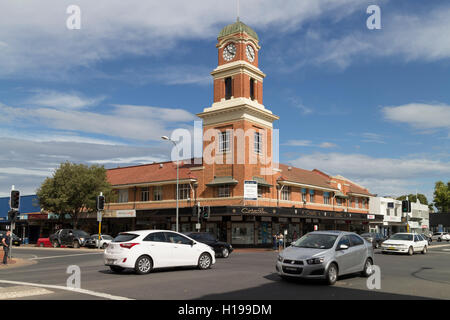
[244,181,258,201]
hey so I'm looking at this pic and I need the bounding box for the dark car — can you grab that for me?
[183,232,233,258]
[49,229,90,248]
[0,232,22,246]
[360,232,386,249]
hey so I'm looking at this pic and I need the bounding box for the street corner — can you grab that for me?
[0,257,37,270]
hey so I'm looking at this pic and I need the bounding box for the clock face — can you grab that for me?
[246,45,255,62]
[223,43,236,62]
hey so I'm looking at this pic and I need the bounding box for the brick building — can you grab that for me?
[102,20,382,246]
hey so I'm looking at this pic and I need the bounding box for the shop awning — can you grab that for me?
[252,177,272,188]
[206,176,238,186]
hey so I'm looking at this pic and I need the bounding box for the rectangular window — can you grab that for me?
[254,131,262,154]
[218,185,230,198]
[355,198,359,208]
[178,184,190,200]
[118,189,128,203]
[153,186,162,201]
[225,77,232,100]
[302,188,307,202]
[258,186,266,198]
[141,187,149,202]
[309,189,315,203]
[349,198,352,207]
[336,197,342,206]
[250,79,255,100]
[324,192,330,205]
[219,131,231,153]
[281,186,291,201]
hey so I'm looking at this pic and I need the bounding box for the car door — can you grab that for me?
[349,234,367,273]
[164,232,198,266]
[60,230,70,245]
[334,235,354,275]
[413,235,424,251]
[142,232,174,268]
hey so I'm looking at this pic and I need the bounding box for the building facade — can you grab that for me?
[103,21,382,247]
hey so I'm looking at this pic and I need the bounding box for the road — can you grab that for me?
[0,243,449,300]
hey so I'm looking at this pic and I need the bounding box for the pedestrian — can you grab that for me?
[272,233,277,250]
[2,231,11,265]
[278,233,284,251]
[293,230,298,242]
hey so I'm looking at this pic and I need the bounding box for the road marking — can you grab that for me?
[29,253,103,260]
[0,285,53,299]
[0,280,134,300]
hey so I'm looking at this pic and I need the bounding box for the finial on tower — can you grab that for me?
[237,0,240,22]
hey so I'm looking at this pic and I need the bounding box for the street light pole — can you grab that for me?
[162,136,179,232]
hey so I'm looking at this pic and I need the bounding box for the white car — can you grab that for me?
[381,233,428,255]
[85,234,113,249]
[431,232,450,242]
[104,230,216,274]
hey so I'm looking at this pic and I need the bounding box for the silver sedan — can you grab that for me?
[276,231,374,285]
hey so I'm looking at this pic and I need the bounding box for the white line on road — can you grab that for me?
[0,280,134,300]
[29,253,103,260]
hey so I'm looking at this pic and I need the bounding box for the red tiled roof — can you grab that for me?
[107,161,200,186]
[277,164,337,191]
[347,183,374,196]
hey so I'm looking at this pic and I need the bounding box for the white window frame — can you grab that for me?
[218,185,231,198]
[118,189,128,203]
[254,131,263,155]
[324,193,330,205]
[219,131,231,153]
[153,186,163,201]
[281,186,291,201]
[141,187,149,202]
[178,184,191,200]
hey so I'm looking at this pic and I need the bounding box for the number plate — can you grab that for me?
[107,259,115,265]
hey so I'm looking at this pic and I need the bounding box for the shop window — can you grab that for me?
[225,77,232,100]
[141,187,149,202]
[232,223,255,245]
[178,184,190,200]
[218,185,231,198]
[281,186,291,201]
[153,186,163,201]
[118,189,128,203]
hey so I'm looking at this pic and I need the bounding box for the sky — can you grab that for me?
[0,0,449,205]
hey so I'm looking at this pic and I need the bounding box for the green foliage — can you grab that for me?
[396,194,429,205]
[433,181,450,213]
[36,162,114,228]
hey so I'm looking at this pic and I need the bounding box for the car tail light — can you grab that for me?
[120,243,139,249]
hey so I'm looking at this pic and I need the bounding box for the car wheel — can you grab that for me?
[422,246,427,254]
[52,241,59,248]
[39,243,44,247]
[73,241,80,248]
[221,248,230,258]
[198,253,212,270]
[326,263,338,285]
[135,255,153,275]
[438,238,441,242]
[361,258,374,277]
[102,243,108,249]
[109,266,124,273]
[408,246,414,255]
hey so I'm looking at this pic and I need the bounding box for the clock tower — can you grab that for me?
[197,20,279,201]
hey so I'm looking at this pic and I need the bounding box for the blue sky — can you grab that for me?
[0,0,449,205]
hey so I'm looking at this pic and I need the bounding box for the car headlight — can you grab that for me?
[277,255,283,262]
[307,257,324,265]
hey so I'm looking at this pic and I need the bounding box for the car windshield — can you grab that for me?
[113,233,139,243]
[292,234,338,249]
[389,234,413,241]
[103,235,113,240]
[360,233,372,237]
[74,230,90,238]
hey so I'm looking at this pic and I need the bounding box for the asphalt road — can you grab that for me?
[1,243,449,300]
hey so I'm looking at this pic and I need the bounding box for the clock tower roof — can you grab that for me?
[218,20,259,41]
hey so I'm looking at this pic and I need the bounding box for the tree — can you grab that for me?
[433,181,450,213]
[37,162,114,228]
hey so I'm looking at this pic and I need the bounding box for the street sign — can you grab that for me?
[244,181,258,200]
[97,211,102,222]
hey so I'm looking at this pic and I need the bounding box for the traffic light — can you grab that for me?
[203,206,210,219]
[402,200,411,213]
[96,195,105,211]
[10,190,20,210]
[8,210,18,222]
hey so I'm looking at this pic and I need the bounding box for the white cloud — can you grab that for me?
[382,103,450,130]
[284,140,312,147]
[28,90,105,109]
[319,142,337,148]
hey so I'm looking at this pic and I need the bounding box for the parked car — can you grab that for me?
[104,230,216,275]
[419,233,432,245]
[381,233,428,255]
[85,234,114,249]
[183,232,233,258]
[276,231,374,285]
[431,232,450,242]
[360,232,386,249]
[49,229,90,248]
[0,232,22,246]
